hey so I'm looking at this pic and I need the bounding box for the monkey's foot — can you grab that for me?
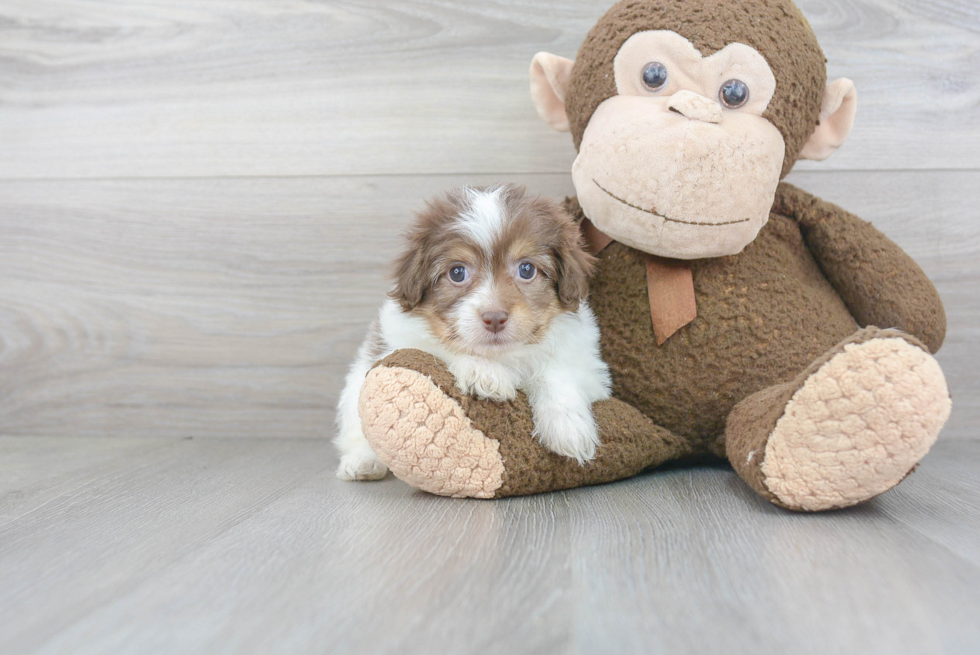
[728,328,951,511]
[358,351,505,499]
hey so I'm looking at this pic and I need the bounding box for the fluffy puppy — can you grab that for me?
[335,184,612,481]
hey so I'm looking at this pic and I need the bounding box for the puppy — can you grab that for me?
[334,184,612,481]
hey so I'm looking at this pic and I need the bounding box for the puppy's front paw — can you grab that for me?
[532,403,600,465]
[451,360,517,402]
[468,375,518,402]
[336,448,388,481]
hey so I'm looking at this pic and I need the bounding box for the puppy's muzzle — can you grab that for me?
[482,311,509,334]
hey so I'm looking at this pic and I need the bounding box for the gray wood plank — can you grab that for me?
[876,440,980,567]
[0,436,977,654]
[0,436,175,528]
[0,436,331,654]
[1,171,976,439]
[1,0,978,179]
[0,173,576,439]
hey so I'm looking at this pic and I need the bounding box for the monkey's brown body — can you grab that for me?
[581,180,945,450]
[582,193,859,454]
[354,0,952,511]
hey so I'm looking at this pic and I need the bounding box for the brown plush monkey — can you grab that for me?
[356,0,951,511]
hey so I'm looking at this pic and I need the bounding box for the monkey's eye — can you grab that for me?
[448,265,468,284]
[720,79,750,109]
[517,262,536,280]
[641,62,668,91]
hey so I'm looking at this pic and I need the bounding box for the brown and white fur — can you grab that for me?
[335,184,612,481]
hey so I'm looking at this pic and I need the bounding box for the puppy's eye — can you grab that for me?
[517,262,536,280]
[448,265,468,284]
[641,62,668,91]
[719,79,749,109]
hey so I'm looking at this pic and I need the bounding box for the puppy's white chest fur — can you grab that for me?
[379,299,609,406]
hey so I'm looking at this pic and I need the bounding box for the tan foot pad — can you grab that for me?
[359,365,505,499]
[762,337,951,511]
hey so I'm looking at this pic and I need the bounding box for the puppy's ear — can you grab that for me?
[390,246,429,311]
[543,201,595,309]
[389,194,460,310]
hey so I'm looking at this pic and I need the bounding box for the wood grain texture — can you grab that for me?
[1,2,976,651]
[0,173,572,438]
[1,171,976,440]
[0,0,978,179]
[1,436,978,654]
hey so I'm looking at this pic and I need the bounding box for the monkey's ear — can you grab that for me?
[800,79,858,161]
[530,52,574,133]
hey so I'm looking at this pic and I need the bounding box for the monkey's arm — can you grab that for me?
[774,182,946,353]
[359,349,694,498]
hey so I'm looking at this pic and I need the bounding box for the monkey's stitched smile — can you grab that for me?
[593,180,751,227]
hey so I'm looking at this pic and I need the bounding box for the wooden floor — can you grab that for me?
[2,1,979,652]
[1,437,978,654]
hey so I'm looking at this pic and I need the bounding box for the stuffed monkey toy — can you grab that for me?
[355,0,951,511]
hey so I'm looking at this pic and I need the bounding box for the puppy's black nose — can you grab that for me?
[482,311,508,334]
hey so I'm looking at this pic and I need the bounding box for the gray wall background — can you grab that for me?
[1,0,977,440]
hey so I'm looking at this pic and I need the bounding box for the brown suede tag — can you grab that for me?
[580,218,614,255]
[645,256,697,346]
[580,218,696,345]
